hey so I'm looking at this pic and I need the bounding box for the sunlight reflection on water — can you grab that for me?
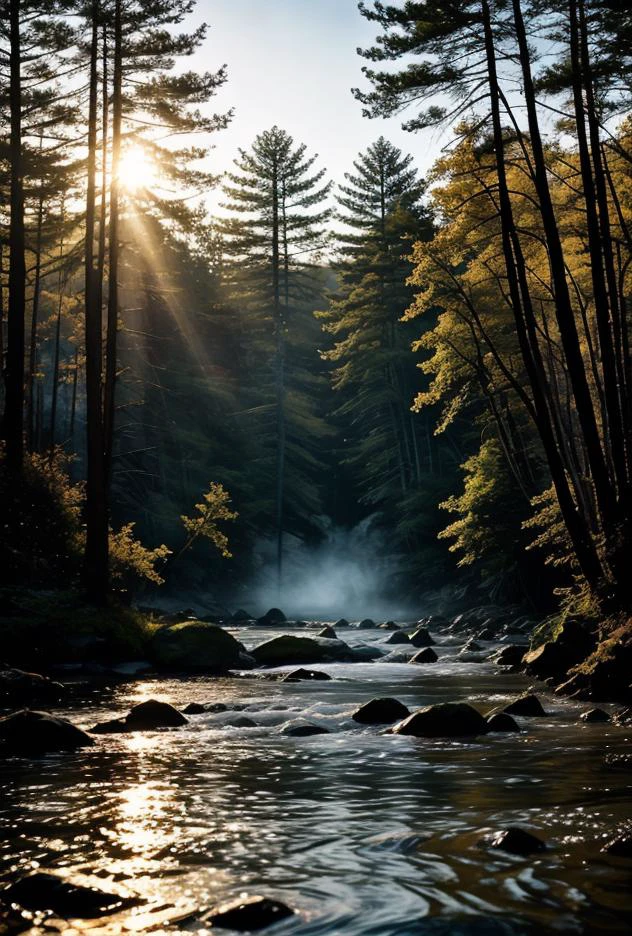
[1,628,631,934]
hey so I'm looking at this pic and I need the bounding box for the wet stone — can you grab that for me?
[352,697,410,725]
[409,627,435,648]
[485,712,520,733]
[281,722,330,737]
[393,702,486,738]
[409,647,438,664]
[580,707,610,723]
[0,709,94,755]
[203,895,294,931]
[483,827,547,855]
[317,625,337,639]
[125,699,187,730]
[183,702,207,715]
[383,630,410,645]
[282,668,332,682]
[503,693,546,717]
[2,873,137,918]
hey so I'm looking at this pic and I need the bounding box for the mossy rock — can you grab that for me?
[150,621,246,672]
[251,634,354,666]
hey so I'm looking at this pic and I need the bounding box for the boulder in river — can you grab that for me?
[0,666,66,707]
[352,697,410,725]
[334,618,350,628]
[485,712,520,733]
[409,627,435,648]
[409,647,438,664]
[383,630,410,645]
[251,634,356,666]
[125,699,187,730]
[203,895,294,931]
[282,668,332,682]
[382,648,416,663]
[482,827,546,855]
[231,609,252,622]
[358,618,375,628]
[257,607,286,625]
[183,702,207,714]
[580,707,610,723]
[281,722,330,737]
[0,709,94,755]
[317,625,337,639]
[150,621,248,673]
[462,638,483,653]
[393,702,487,738]
[503,693,546,717]
[2,872,137,917]
[225,715,257,728]
[90,717,129,734]
[490,645,526,667]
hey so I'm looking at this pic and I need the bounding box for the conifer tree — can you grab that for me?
[219,127,332,593]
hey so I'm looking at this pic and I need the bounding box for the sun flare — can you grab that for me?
[118,145,158,193]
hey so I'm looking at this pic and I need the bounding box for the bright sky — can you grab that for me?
[187,0,444,216]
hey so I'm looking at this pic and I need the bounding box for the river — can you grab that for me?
[1,625,631,934]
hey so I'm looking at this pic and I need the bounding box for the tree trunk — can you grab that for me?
[27,183,44,451]
[272,158,285,598]
[3,0,26,475]
[83,2,108,604]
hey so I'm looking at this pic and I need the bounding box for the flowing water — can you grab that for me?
[1,626,631,934]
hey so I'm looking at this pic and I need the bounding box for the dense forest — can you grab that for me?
[1,0,631,641]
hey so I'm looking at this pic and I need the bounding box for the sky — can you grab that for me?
[185,0,445,215]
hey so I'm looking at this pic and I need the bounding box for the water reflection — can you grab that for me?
[1,627,631,934]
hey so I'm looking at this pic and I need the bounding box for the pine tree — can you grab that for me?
[219,126,332,593]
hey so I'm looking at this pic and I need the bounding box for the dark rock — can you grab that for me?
[0,667,66,707]
[524,617,597,680]
[393,702,487,738]
[2,872,137,918]
[183,702,206,715]
[483,827,546,855]
[358,618,375,628]
[491,645,526,667]
[382,648,416,663]
[379,620,400,630]
[580,707,610,723]
[282,668,331,682]
[251,635,355,666]
[601,829,632,857]
[317,625,337,639]
[351,645,385,661]
[503,693,546,717]
[383,630,410,645]
[334,618,350,628]
[462,639,482,653]
[203,895,294,931]
[232,609,252,622]
[206,702,228,713]
[125,699,187,730]
[352,697,410,724]
[410,647,438,664]
[225,716,257,728]
[409,627,435,648]
[281,722,329,737]
[486,713,520,733]
[0,709,94,755]
[257,607,286,625]
[150,621,246,673]
[90,718,129,734]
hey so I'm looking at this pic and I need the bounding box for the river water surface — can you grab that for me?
[1,626,631,934]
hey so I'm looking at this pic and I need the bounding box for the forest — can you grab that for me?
[1,3,632,934]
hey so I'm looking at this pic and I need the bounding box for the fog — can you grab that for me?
[245,517,417,622]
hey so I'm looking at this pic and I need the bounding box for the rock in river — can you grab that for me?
[282,668,332,681]
[317,625,337,639]
[352,697,410,724]
[252,635,356,666]
[482,827,546,855]
[383,630,410,645]
[409,627,435,648]
[0,666,66,707]
[150,621,248,672]
[409,647,438,664]
[393,702,487,738]
[485,712,520,733]
[126,699,188,730]
[281,721,330,737]
[580,707,610,723]
[203,895,294,931]
[0,709,94,756]
[3,872,137,917]
[490,645,526,667]
[257,607,286,625]
[503,693,546,717]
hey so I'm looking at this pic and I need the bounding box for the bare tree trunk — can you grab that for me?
[49,201,66,453]
[3,0,26,475]
[273,157,285,599]
[83,2,108,604]
[27,181,44,450]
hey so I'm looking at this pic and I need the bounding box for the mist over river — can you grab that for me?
[2,625,631,935]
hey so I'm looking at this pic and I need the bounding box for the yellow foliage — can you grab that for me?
[180,482,237,558]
